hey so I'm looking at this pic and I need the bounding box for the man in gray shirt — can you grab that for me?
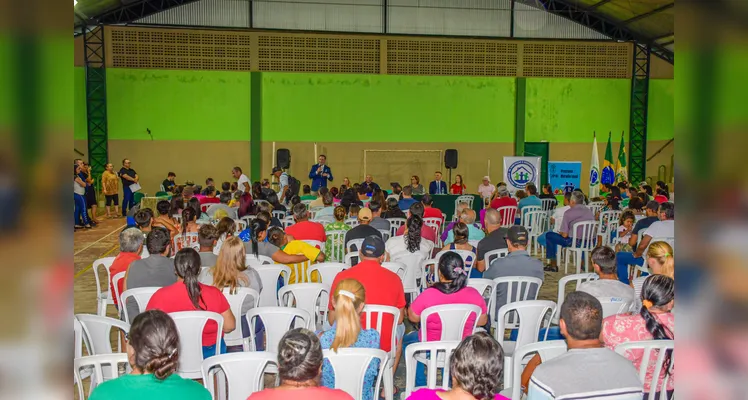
[528,291,642,400]
[197,224,219,267]
[578,246,635,304]
[123,227,177,321]
[206,191,238,219]
[543,191,594,272]
[483,225,544,314]
[368,199,391,234]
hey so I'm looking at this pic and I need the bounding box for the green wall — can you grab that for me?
[524,78,631,142]
[647,79,674,141]
[75,67,87,140]
[262,73,516,142]
[106,68,251,141]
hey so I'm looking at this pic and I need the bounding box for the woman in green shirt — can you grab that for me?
[324,206,351,262]
[89,310,210,400]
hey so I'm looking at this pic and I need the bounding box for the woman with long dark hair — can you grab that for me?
[187,197,209,222]
[146,248,236,359]
[440,222,477,276]
[180,207,199,236]
[267,192,286,213]
[382,198,406,219]
[450,174,466,195]
[169,196,184,220]
[89,310,211,399]
[601,274,674,396]
[252,181,265,201]
[339,188,362,211]
[384,213,434,261]
[402,252,487,387]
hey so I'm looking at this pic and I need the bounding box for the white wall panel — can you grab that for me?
[253,0,383,33]
[388,0,511,37]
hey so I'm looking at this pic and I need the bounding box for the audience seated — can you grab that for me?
[248,328,353,400]
[268,226,325,284]
[631,241,674,309]
[616,202,674,284]
[368,200,391,233]
[474,208,509,274]
[526,291,643,400]
[440,202,471,242]
[403,252,488,387]
[420,194,442,221]
[324,206,351,261]
[477,176,495,200]
[301,185,316,201]
[153,200,179,236]
[543,191,594,272]
[440,223,478,277]
[109,228,143,310]
[196,224,219,267]
[536,192,572,250]
[483,226,544,311]
[248,220,313,266]
[320,279,381,400]
[519,183,542,212]
[180,207,199,235]
[123,228,177,321]
[344,208,382,249]
[200,236,263,296]
[577,246,635,304]
[146,248,236,358]
[382,198,406,219]
[385,214,434,261]
[489,185,517,217]
[626,200,660,249]
[89,310,211,400]
[444,209,484,245]
[601,275,674,397]
[134,209,153,233]
[395,203,437,244]
[199,186,220,205]
[538,184,558,208]
[309,187,329,208]
[285,203,326,242]
[213,217,236,255]
[205,191,238,219]
[406,332,509,400]
[398,186,418,211]
[315,192,335,218]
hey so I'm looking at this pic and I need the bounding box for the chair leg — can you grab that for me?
[503,356,513,389]
[97,299,107,316]
[383,361,394,400]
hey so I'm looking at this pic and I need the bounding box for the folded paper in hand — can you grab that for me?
[129,183,142,193]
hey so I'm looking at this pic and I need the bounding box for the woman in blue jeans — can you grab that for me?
[74,165,91,229]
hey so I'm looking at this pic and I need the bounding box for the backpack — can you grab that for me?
[285,173,301,198]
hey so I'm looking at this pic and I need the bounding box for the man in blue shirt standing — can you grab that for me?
[308,154,333,195]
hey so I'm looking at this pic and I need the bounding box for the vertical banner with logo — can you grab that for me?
[548,161,582,195]
[503,156,541,193]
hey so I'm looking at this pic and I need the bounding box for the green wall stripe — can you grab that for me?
[250,72,262,181]
[514,77,526,156]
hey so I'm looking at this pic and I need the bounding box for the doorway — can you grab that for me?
[523,142,549,186]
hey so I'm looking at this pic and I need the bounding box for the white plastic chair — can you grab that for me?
[496,205,518,227]
[598,209,622,244]
[301,239,324,251]
[422,217,443,246]
[278,283,330,330]
[378,229,391,242]
[222,287,260,350]
[344,252,360,267]
[120,287,160,324]
[75,314,130,355]
[523,210,548,254]
[325,229,347,263]
[74,354,129,400]
[484,248,509,270]
[281,215,295,229]
[490,276,543,325]
[201,352,278,400]
[345,217,360,228]
[501,340,568,399]
[312,216,334,225]
[467,278,497,322]
[323,348,388,399]
[381,261,406,279]
[240,215,257,227]
[433,249,477,276]
[602,218,621,247]
[404,340,460,398]
[234,219,248,233]
[246,307,312,352]
[588,201,604,217]
[615,339,674,399]
[346,238,365,254]
[454,195,475,212]
[173,213,183,223]
[396,253,427,301]
[541,198,557,215]
[253,265,291,306]
[562,220,598,274]
[245,254,274,268]
[307,262,348,285]
[169,311,224,379]
[91,257,116,316]
[74,318,89,384]
[520,205,543,228]
[599,296,636,318]
[111,271,126,316]
[272,210,286,220]
[419,304,482,342]
[494,300,556,389]
[362,305,401,400]
[173,233,200,251]
[386,218,406,237]
[553,273,599,323]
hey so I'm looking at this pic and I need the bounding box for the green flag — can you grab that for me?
[601,132,615,185]
[616,132,628,183]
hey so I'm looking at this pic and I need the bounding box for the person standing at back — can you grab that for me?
[101,163,120,219]
[308,154,333,195]
[428,171,448,195]
[231,166,251,193]
[119,158,139,217]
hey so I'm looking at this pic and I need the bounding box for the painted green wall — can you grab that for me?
[262,73,516,142]
[75,67,87,140]
[524,78,631,142]
[647,79,674,141]
[106,68,251,141]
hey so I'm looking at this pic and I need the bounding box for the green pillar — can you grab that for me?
[250,72,263,182]
[514,77,526,156]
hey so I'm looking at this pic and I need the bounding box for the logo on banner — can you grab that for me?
[507,160,536,189]
[590,167,600,187]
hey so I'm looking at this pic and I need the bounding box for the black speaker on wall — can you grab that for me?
[277,149,291,169]
[444,149,458,169]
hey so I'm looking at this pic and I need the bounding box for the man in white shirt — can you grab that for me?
[271,166,290,202]
[477,176,496,201]
[536,192,571,249]
[232,166,250,193]
[616,201,674,284]
[578,246,636,304]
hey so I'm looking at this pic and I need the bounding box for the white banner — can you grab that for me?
[503,156,541,193]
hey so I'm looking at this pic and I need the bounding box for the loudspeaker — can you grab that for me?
[444,149,458,169]
[277,149,291,169]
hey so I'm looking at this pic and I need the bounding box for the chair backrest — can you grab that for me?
[245,254,274,268]
[496,206,518,227]
[467,278,497,322]
[433,249,476,275]
[603,218,621,246]
[394,253,426,297]
[455,195,474,211]
[173,213,183,223]
[254,199,269,208]
[422,217,442,237]
[614,339,674,399]
[346,238,365,254]
[111,271,126,313]
[301,239,324,251]
[419,304,482,341]
[91,257,116,302]
[381,261,406,279]
[362,305,401,357]
[201,352,278,400]
[386,218,406,237]
[281,215,295,228]
[484,248,509,269]
[312,215,334,225]
[345,217,360,228]
[495,300,556,352]
[221,287,261,347]
[246,307,312,353]
[524,210,548,234]
[278,283,330,329]
[541,198,556,212]
[378,229,391,242]
[272,210,286,220]
[507,341,568,400]
[307,262,347,285]
[588,201,604,216]
[323,348,388,400]
[521,205,542,219]
[75,314,130,355]
[344,252,360,267]
[169,311,224,379]
[599,210,622,227]
[570,221,598,249]
[404,340,461,398]
[120,287,160,324]
[598,296,636,318]
[554,273,599,323]
[253,265,291,306]
[490,276,543,319]
[325,229,347,263]
[74,354,129,399]
[173,233,200,251]
[234,218,248,233]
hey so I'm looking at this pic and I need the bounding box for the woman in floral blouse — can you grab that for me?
[324,206,351,262]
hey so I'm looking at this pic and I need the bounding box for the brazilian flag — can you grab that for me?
[601,132,616,185]
[616,132,628,183]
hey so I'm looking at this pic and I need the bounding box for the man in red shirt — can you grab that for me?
[327,235,406,377]
[490,185,518,223]
[396,202,437,243]
[199,186,221,205]
[285,203,326,242]
[108,227,144,309]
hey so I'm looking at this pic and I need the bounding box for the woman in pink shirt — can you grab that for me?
[601,274,674,397]
[406,332,509,400]
[403,252,487,387]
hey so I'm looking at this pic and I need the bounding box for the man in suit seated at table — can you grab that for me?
[428,171,448,195]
